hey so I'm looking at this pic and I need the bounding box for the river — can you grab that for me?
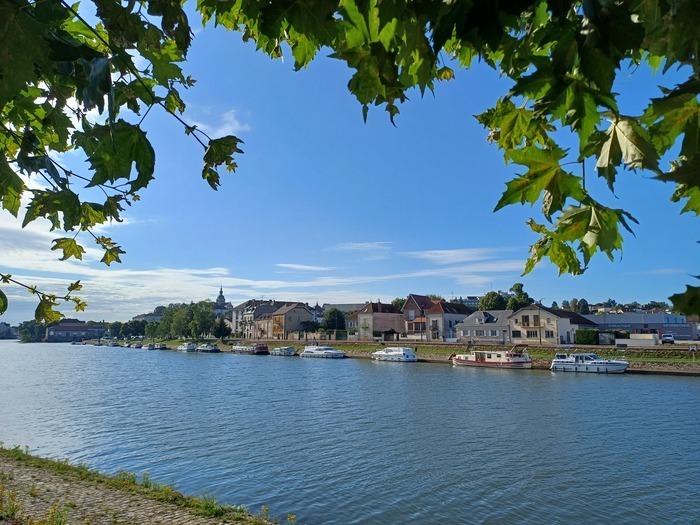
[1,341,698,524]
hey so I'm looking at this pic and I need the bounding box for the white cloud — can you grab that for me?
[190,109,250,137]
[276,263,335,272]
[403,248,511,265]
[331,241,393,260]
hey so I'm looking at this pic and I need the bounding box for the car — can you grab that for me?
[661,333,675,344]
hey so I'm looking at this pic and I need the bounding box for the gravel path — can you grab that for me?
[0,453,258,525]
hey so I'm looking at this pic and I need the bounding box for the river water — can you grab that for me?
[1,341,698,524]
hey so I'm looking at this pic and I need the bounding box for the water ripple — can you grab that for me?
[1,342,700,524]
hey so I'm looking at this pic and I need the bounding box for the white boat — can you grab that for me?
[299,345,345,358]
[550,353,628,374]
[452,346,532,369]
[371,347,418,362]
[143,343,156,350]
[196,343,220,353]
[270,346,296,356]
[177,343,197,352]
[231,342,269,355]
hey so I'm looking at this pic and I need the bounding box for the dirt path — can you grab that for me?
[0,453,261,525]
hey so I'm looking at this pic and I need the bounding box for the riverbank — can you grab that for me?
[0,446,281,525]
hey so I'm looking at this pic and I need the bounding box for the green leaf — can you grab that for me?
[669,277,700,316]
[202,135,243,190]
[35,296,64,324]
[495,146,586,219]
[0,155,26,216]
[67,280,83,293]
[101,245,126,266]
[75,120,156,192]
[595,117,661,189]
[51,237,86,261]
[0,288,7,316]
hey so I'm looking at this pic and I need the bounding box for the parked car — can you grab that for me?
[661,333,675,344]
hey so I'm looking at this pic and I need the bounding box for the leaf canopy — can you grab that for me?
[1,0,699,317]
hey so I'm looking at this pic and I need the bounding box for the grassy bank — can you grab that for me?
[0,445,291,525]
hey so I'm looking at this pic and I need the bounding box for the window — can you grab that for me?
[512,330,522,338]
[533,314,540,326]
[545,330,554,338]
[527,330,538,338]
[475,330,485,336]
[461,329,470,336]
[490,330,499,337]
[521,315,530,326]
[408,310,415,320]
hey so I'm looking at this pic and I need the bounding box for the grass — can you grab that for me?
[0,445,276,524]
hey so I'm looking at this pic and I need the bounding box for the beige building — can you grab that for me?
[272,303,314,339]
[509,304,597,345]
[350,302,404,341]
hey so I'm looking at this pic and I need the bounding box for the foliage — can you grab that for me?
[300,320,321,333]
[144,320,159,339]
[189,301,215,339]
[17,319,43,342]
[575,329,598,345]
[212,316,231,339]
[506,283,535,311]
[322,307,346,331]
[478,291,507,311]
[2,0,700,317]
[391,297,405,311]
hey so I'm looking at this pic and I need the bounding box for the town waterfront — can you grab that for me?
[1,341,699,524]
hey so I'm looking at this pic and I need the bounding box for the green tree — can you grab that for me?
[506,283,535,311]
[212,316,232,340]
[577,298,590,315]
[171,307,193,339]
[561,300,571,311]
[144,321,159,340]
[478,291,507,311]
[189,301,215,339]
[391,298,405,312]
[108,321,123,339]
[570,298,579,313]
[550,301,559,309]
[18,319,43,342]
[1,0,699,317]
[300,320,321,333]
[322,308,346,331]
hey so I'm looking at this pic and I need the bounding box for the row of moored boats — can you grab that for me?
[103,339,630,373]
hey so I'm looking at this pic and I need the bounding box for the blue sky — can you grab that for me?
[1,18,698,325]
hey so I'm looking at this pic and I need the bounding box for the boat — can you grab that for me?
[452,345,532,369]
[270,346,296,356]
[157,343,168,350]
[550,353,628,374]
[371,347,418,362]
[177,342,197,352]
[231,342,269,355]
[196,343,220,353]
[143,343,156,350]
[299,345,345,358]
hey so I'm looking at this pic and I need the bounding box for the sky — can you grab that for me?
[1,14,699,326]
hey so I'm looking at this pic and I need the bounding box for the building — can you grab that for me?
[348,301,404,341]
[45,319,106,342]
[426,301,473,341]
[272,303,314,339]
[508,305,597,345]
[402,294,436,339]
[242,301,287,339]
[213,287,233,318]
[584,312,697,340]
[454,310,514,344]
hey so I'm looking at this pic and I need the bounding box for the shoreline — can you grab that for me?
[339,350,700,376]
[0,446,277,525]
